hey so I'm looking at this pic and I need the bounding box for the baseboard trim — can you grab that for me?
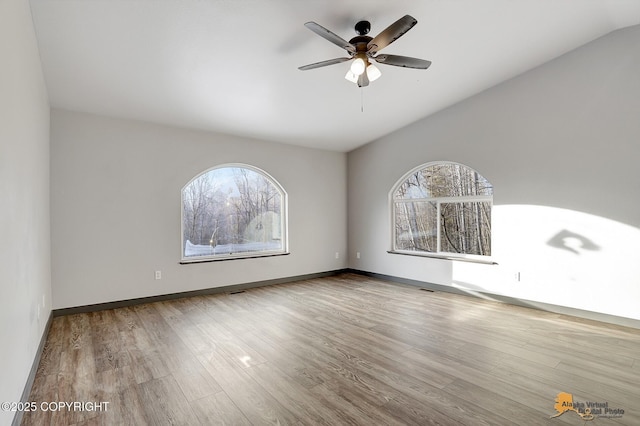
[347,269,640,330]
[52,267,640,329]
[53,270,348,316]
[12,311,53,426]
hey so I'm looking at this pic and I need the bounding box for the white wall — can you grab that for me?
[348,25,640,321]
[51,110,347,309]
[0,0,52,423]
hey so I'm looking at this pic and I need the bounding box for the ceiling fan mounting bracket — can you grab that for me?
[354,20,371,36]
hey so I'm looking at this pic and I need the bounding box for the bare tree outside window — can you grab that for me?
[393,162,493,257]
[182,165,287,260]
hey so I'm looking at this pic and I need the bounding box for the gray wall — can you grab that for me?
[348,25,640,321]
[51,110,347,309]
[0,0,52,423]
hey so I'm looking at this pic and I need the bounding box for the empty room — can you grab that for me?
[2,0,639,425]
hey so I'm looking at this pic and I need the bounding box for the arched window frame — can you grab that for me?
[389,161,494,263]
[180,163,288,263]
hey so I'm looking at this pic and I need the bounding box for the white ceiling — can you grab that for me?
[29,0,640,152]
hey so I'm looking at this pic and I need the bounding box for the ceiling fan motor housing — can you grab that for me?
[349,35,373,54]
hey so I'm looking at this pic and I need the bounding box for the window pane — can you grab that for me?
[394,172,430,199]
[393,163,493,199]
[182,166,284,258]
[395,201,437,252]
[439,202,491,256]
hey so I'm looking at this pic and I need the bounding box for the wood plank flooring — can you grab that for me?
[22,273,640,425]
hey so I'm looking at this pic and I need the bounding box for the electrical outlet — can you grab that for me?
[155,270,162,280]
[515,272,521,282]
[356,252,361,259]
[335,252,339,259]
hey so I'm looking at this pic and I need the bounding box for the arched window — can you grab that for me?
[391,162,493,259]
[181,164,288,262]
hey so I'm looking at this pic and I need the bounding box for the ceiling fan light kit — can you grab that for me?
[299,15,431,87]
[344,70,359,84]
[366,63,382,80]
[350,56,367,75]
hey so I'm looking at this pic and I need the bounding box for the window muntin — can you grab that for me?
[392,162,492,259]
[181,164,287,262]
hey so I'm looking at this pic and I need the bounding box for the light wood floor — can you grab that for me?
[23,273,640,425]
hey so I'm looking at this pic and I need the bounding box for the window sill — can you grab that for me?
[180,252,290,264]
[387,250,498,265]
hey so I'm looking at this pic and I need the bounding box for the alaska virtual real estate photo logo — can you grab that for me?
[550,392,625,421]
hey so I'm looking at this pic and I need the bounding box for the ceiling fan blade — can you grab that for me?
[304,22,356,53]
[367,15,417,55]
[357,71,369,87]
[373,54,432,69]
[298,57,351,71]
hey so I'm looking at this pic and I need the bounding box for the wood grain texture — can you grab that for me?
[22,273,640,425]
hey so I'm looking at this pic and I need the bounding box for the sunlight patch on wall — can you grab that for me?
[452,205,640,320]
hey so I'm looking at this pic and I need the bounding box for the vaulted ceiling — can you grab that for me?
[29,0,640,151]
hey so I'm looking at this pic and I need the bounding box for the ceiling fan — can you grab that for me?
[299,15,432,87]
